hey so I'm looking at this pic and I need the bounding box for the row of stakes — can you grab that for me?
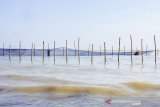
[1,36,158,65]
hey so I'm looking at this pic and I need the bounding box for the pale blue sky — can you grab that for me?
[0,0,160,50]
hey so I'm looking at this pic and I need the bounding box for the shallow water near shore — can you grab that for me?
[0,55,160,107]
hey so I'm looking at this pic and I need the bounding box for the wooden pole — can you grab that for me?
[141,39,143,64]
[34,43,35,56]
[74,41,76,56]
[54,41,56,64]
[154,35,157,64]
[130,35,133,64]
[19,41,21,62]
[3,43,4,56]
[63,47,64,56]
[104,42,106,63]
[9,45,11,61]
[78,38,80,64]
[31,42,33,62]
[118,37,121,64]
[91,44,93,64]
[66,40,68,64]
[146,45,148,56]
[42,41,44,63]
[100,45,101,56]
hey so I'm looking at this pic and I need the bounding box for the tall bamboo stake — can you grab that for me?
[66,40,68,64]
[154,35,156,64]
[74,41,76,56]
[130,35,133,64]
[47,44,50,57]
[118,37,121,64]
[19,41,21,62]
[31,42,33,62]
[34,43,35,56]
[42,41,44,63]
[104,42,106,63]
[141,39,143,64]
[146,45,148,56]
[9,45,11,61]
[78,38,80,64]
[91,44,93,64]
[63,47,64,56]
[3,43,4,56]
[54,41,56,64]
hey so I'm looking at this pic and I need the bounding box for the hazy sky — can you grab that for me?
[0,0,160,50]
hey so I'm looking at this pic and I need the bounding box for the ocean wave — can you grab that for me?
[0,74,81,84]
[0,82,160,96]
[12,85,128,96]
[124,82,160,91]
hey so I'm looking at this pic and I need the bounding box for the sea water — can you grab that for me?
[0,54,160,107]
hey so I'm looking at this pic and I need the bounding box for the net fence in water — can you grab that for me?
[0,48,153,56]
